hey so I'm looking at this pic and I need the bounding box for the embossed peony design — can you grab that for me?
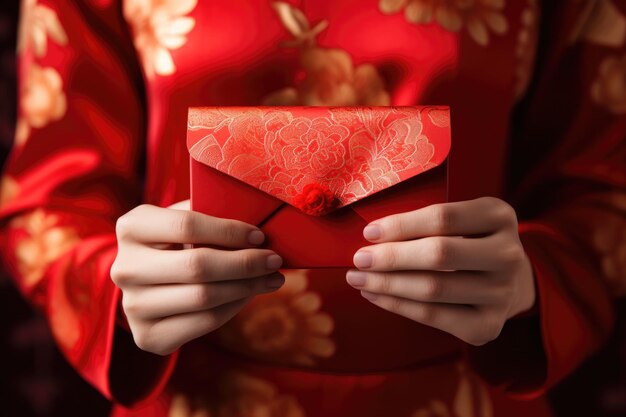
[123,0,197,77]
[274,117,349,173]
[591,53,626,114]
[218,270,335,367]
[11,209,79,288]
[264,2,390,106]
[379,0,509,46]
[17,0,67,57]
[188,107,438,211]
[16,63,67,145]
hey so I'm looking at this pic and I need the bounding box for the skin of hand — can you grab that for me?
[110,200,285,356]
[347,197,537,346]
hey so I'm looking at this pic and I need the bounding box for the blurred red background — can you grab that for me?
[0,1,624,416]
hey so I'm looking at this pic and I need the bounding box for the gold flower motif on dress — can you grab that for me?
[169,394,211,417]
[513,0,538,100]
[412,363,493,417]
[571,0,626,47]
[15,63,67,145]
[264,2,390,106]
[0,176,19,208]
[17,0,67,57]
[215,372,306,417]
[123,0,197,78]
[591,194,626,295]
[379,0,508,46]
[10,209,79,288]
[218,270,335,367]
[591,53,626,114]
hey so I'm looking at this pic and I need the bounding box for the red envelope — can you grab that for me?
[188,106,451,268]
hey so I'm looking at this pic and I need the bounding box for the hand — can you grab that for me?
[346,197,536,346]
[110,200,284,355]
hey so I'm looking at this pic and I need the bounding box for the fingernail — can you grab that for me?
[346,270,367,287]
[354,251,373,269]
[361,291,378,301]
[363,224,381,241]
[266,254,283,270]
[248,230,265,245]
[265,274,285,289]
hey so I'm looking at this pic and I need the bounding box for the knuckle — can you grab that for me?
[471,317,504,346]
[239,251,259,274]
[184,250,206,282]
[388,296,404,314]
[175,211,196,241]
[421,276,443,301]
[132,330,154,353]
[501,243,525,265]
[432,205,453,233]
[115,214,133,241]
[385,216,404,238]
[428,238,451,268]
[121,295,142,317]
[191,285,212,309]
[416,304,437,324]
[198,311,220,333]
[133,327,175,356]
[377,272,394,294]
[383,245,399,270]
[220,221,242,244]
[109,259,124,285]
[493,200,518,227]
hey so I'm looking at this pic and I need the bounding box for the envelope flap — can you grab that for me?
[187,106,450,216]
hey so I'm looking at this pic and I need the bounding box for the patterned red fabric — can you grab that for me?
[0,0,624,416]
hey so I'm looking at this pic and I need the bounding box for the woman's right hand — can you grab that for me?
[110,201,284,356]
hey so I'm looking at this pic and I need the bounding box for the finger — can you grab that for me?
[123,273,285,319]
[363,197,517,242]
[167,200,190,210]
[353,236,513,272]
[346,270,504,305]
[133,297,250,355]
[112,246,283,286]
[359,292,500,346]
[116,204,265,247]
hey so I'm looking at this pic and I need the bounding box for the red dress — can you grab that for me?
[1,0,624,416]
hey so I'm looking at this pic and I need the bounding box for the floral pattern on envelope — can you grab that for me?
[187,106,450,216]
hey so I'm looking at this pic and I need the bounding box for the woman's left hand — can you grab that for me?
[347,197,536,346]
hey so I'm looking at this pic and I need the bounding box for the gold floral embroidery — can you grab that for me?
[215,372,306,417]
[0,176,19,207]
[123,0,197,78]
[11,209,79,288]
[264,2,390,106]
[513,0,538,100]
[571,0,626,46]
[591,53,626,114]
[379,0,508,46]
[15,63,67,145]
[169,394,211,417]
[218,270,335,367]
[591,194,626,295]
[412,363,493,417]
[17,0,67,57]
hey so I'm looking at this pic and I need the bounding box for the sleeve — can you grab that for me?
[0,0,177,406]
[467,1,626,397]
